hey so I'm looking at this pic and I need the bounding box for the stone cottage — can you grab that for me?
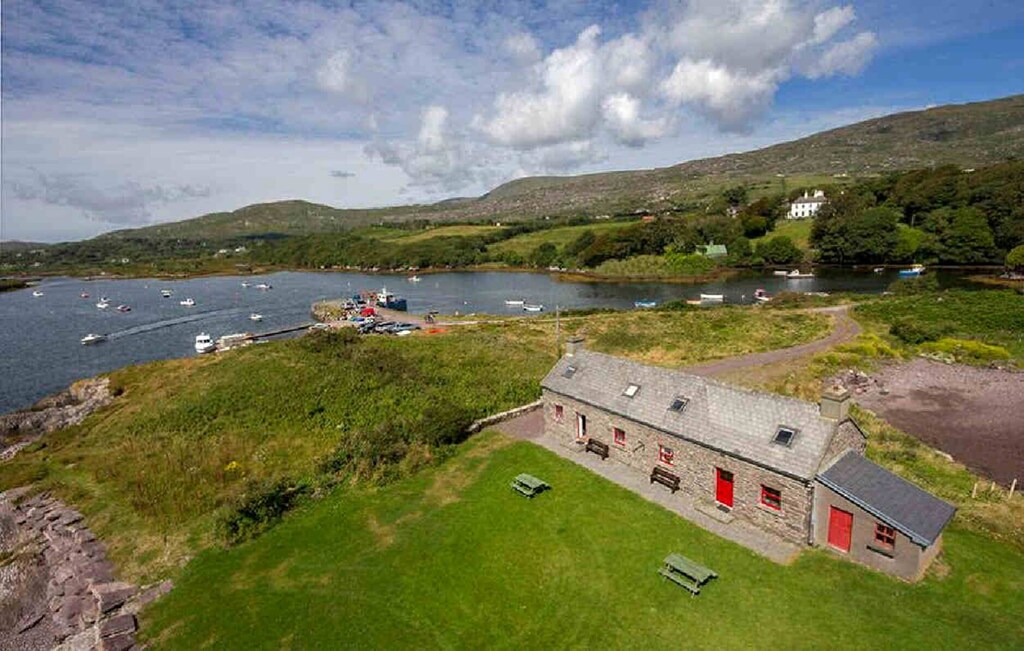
[540,341,955,580]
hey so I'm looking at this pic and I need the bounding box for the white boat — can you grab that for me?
[787,269,815,279]
[700,293,724,302]
[255,283,272,290]
[899,264,926,277]
[194,333,215,354]
[116,304,131,312]
[408,275,421,282]
[634,300,657,309]
[249,313,263,322]
[522,304,544,312]
[773,270,790,276]
[32,290,44,297]
[96,300,110,310]
[80,333,106,345]
[753,289,771,303]
[161,289,173,297]
[873,267,885,273]
[80,292,90,299]
[240,281,251,288]
[504,299,525,306]
[180,298,196,307]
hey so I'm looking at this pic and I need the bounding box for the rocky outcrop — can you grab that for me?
[0,378,112,463]
[0,489,172,651]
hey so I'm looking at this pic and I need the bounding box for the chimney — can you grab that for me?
[820,384,850,421]
[565,335,584,357]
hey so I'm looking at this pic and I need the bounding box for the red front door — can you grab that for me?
[715,468,734,507]
[828,506,853,552]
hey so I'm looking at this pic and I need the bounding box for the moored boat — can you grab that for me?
[116,304,131,312]
[180,298,196,307]
[80,292,90,299]
[375,286,408,311]
[194,333,215,354]
[523,304,544,312]
[773,270,789,276]
[255,283,272,290]
[249,313,263,322]
[898,264,926,277]
[80,333,106,345]
[408,275,421,282]
[504,299,524,306]
[873,267,884,273]
[240,281,250,288]
[787,269,815,279]
[32,290,44,297]
[700,293,724,302]
[161,289,173,297]
[634,300,657,309]
[753,288,771,303]
[96,299,110,310]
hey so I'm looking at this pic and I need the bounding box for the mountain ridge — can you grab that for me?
[102,94,1024,241]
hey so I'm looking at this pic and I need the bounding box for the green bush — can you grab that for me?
[889,318,949,344]
[219,478,312,545]
[886,274,940,295]
[920,338,1012,364]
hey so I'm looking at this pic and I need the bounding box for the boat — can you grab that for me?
[634,300,657,309]
[80,292,90,299]
[249,313,263,322]
[773,270,790,276]
[194,333,215,354]
[408,275,421,282]
[787,269,815,279]
[375,286,408,311]
[96,300,110,310]
[180,298,196,307]
[523,304,545,312]
[753,289,771,303]
[240,281,250,288]
[115,304,131,312]
[873,267,885,273]
[161,289,173,297]
[32,290,44,297]
[700,293,724,302]
[255,283,272,290]
[80,333,106,345]
[504,299,525,306]
[898,264,926,277]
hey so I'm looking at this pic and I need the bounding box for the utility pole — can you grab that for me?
[555,304,561,358]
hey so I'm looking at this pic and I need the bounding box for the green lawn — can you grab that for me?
[753,219,814,250]
[142,431,1024,650]
[488,221,639,256]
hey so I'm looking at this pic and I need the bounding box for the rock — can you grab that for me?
[130,579,174,610]
[98,633,136,651]
[79,560,116,583]
[16,611,45,633]
[74,529,96,544]
[99,613,137,638]
[55,627,98,651]
[58,510,84,526]
[91,582,137,613]
[81,540,106,558]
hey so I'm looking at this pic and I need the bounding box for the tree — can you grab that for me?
[1007,244,1024,270]
[811,201,899,264]
[939,207,997,264]
[529,242,558,268]
[755,236,803,264]
[722,185,748,207]
[564,230,596,258]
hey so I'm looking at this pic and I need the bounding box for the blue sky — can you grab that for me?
[1,0,1022,242]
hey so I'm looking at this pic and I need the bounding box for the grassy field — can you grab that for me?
[753,219,814,250]
[141,431,1024,650]
[380,224,505,243]
[488,221,639,256]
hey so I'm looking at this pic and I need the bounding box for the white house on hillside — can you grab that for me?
[788,190,827,219]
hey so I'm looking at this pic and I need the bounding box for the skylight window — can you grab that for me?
[623,384,640,398]
[563,365,577,379]
[772,427,796,447]
[669,396,688,412]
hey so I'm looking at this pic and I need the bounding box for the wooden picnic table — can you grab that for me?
[511,473,550,498]
[658,553,717,595]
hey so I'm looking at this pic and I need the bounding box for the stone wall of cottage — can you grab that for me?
[818,420,867,471]
[812,482,935,581]
[543,390,814,545]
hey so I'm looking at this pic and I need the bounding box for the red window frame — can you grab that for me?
[613,427,626,446]
[874,523,896,549]
[554,404,563,422]
[658,445,674,465]
[760,485,782,510]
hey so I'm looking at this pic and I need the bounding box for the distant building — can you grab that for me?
[698,243,728,259]
[541,344,955,581]
[787,190,827,219]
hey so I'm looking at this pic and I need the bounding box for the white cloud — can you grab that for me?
[661,59,782,131]
[316,51,370,103]
[602,93,671,146]
[812,5,857,44]
[804,31,880,78]
[504,32,542,63]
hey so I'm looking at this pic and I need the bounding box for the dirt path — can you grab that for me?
[684,305,861,377]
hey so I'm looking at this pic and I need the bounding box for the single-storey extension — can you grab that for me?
[541,341,955,580]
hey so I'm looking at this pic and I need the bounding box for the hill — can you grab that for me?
[104,94,1024,240]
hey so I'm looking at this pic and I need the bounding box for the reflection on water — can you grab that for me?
[0,268,978,412]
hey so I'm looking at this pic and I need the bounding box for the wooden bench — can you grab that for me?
[658,553,717,596]
[510,473,550,498]
[650,466,680,493]
[585,438,609,460]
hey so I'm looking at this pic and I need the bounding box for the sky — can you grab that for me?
[1,1,1022,242]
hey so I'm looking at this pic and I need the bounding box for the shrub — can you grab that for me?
[219,478,312,545]
[886,274,940,295]
[889,318,949,344]
[919,338,1012,364]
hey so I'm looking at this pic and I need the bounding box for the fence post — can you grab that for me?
[1010,479,1018,500]
[971,481,978,499]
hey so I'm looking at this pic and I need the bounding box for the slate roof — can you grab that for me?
[792,195,827,204]
[817,451,956,547]
[541,349,841,481]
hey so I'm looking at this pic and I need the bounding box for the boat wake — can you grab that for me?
[106,308,248,340]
